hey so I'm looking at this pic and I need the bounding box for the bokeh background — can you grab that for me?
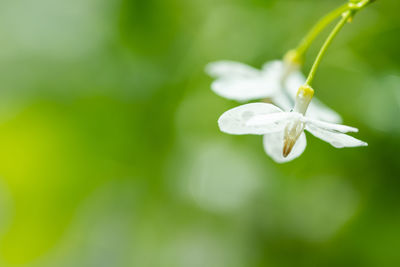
[0,0,399,266]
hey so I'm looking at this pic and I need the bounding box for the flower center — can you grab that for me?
[283,118,304,158]
[282,85,313,157]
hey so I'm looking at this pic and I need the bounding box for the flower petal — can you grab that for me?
[263,132,307,163]
[247,111,300,128]
[218,103,288,135]
[285,70,306,93]
[305,124,368,148]
[305,118,359,133]
[206,61,280,102]
[262,60,286,78]
[272,68,305,111]
[306,98,343,123]
[205,61,260,78]
[211,77,277,102]
[261,61,301,111]
[271,90,294,111]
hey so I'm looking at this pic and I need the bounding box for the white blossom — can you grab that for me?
[218,102,367,163]
[206,60,342,123]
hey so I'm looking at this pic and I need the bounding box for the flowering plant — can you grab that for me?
[207,0,374,163]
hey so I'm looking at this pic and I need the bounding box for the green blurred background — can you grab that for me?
[0,0,399,266]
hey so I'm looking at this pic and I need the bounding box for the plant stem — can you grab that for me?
[305,12,351,86]
[305,0,374,86]
[295,3,350,58]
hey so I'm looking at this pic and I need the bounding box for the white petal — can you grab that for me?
[267,66,305,112]
[247,111,300,127]
[205,61,260,78]
[262,61,299,111]
[206,61,280,102]
[218,103,288,135]
[285,70,306,95]
[263,132,307,163]
[211,77,277,102]
[306,124,368,148]
[306,98,343,123]
[262,60,285,77]
[271,90,294,111]
[262,61,292,95]
[305,118,359,133]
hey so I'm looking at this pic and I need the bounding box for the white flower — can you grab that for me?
[206,60,342,123]
[217,102,367,163]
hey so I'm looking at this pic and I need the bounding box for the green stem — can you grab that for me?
[295,3,350,58]
[305,12,351,86]
[305,0,374,86]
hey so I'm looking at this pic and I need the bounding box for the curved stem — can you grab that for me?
[295,3,350,58]
[304,0,375,86]
[305,11,352,86]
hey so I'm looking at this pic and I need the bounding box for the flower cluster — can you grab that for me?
[206,1,373,163]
